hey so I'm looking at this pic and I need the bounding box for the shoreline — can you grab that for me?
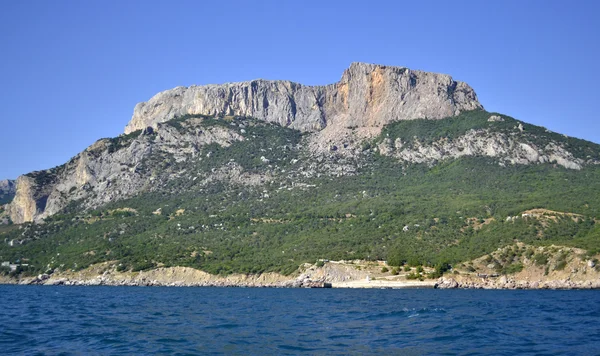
[1,274,599,290]
[2,253,599,290]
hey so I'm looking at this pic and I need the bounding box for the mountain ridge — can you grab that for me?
[125,62,482,135]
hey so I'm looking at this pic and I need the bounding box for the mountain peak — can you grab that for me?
[125,63,482,134]
[0,179,15,193]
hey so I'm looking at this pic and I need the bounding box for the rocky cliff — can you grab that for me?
[6,118,251,224]
[377,128,585,169]
[125,62,482,134]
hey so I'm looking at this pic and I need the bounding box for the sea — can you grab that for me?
[1,286,599,355]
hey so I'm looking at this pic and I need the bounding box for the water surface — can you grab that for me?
[1,286,599,355]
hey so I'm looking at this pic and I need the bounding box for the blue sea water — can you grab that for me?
[1,286,599,355]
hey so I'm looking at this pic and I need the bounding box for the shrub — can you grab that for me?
[435,262,451,274]
[502,263,524,274]
[132,261,154,272]
[533,253,548,266]
[555,260,567,271]
[525,248,535,258]
[381,266,389,273]
[406,272,424,281]
[403,266,411,272]
[111,210,135,218]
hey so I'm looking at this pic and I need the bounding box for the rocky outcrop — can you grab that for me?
[436,244,600,289]
[125,62,482,134]
[16,268,293,288]
[435,276,600,290]
[8,119,248,223]
[377,127,585,170]
[8,175,56,223]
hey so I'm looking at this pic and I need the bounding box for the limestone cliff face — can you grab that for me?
[8,120,246,223]
[125,62,482,134]
[8,175,54,224]
[377,128,585,170]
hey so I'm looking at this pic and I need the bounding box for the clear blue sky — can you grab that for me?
[1,0,599,180]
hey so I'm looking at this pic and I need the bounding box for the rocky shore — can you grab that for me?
[3,275,335,288]
[4,273,599,290]
[435,275,600,290]
[2,255,599,289]
[13,274,292,288]
[0,264,334,288]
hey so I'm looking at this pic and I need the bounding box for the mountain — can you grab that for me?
[7,62,483,224]
[1,63,599,282]
[125,62,481,134]
[0,179,15,205]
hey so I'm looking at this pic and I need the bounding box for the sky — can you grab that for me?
[1,0,599,180]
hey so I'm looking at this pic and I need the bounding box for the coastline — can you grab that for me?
[2,275,598,290]
[435,276,600,290]
[1,259,599,289]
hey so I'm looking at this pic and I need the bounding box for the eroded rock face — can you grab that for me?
[377,129,585,170]
[7,177,36,223]
[125,62,482,134]
[8,175,56,224]
[8,120,248,223]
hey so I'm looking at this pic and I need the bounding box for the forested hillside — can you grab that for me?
[1,111,599,277]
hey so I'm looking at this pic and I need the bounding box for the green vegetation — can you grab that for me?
[554,251,569,271]
[106,129,144,153]
[502,263,524,274]
[26,170,57,187]
[534,253,549,266]
[406,272,424,281]
[1,111,600,277]
[427,263,451,279]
